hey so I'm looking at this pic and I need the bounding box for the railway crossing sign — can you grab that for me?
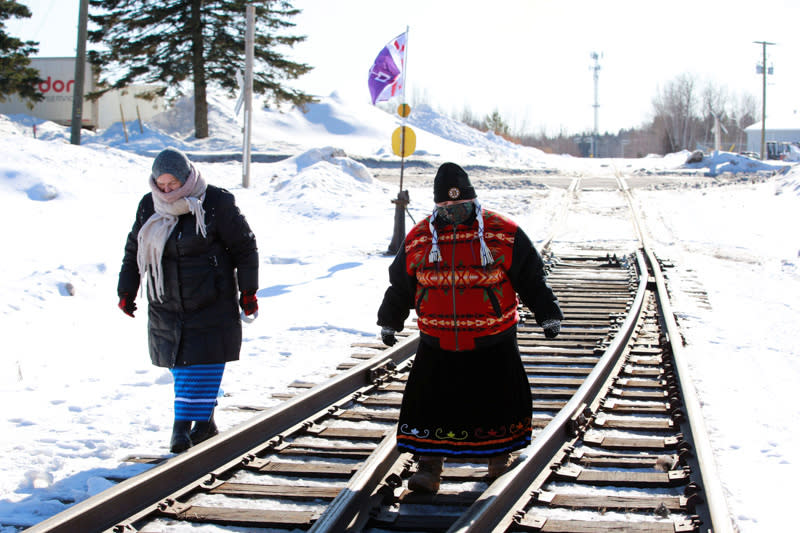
[391,125,416,158]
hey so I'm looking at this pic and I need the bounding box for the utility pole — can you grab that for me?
[70,0,89,145]
[242,4,254,187]
[590,52,601,158]
[754,40,775,160]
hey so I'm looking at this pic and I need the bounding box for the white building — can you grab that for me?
[0,57,165,130]
[745,116,800,155]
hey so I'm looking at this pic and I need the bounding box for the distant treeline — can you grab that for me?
[418,73,760,158]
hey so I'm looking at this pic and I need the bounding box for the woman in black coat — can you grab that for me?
[377,163,562,492]
[117,148,259,453]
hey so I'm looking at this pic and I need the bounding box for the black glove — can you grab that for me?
[542,319,560,339]
[118,293,136,317]
[381,326,397,346]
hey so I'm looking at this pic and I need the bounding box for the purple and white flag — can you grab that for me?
[367,32,407,105]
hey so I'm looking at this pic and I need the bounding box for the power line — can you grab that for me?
[27,0,59,44]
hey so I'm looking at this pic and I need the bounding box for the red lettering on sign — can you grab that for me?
[37,76,75,94]
[38,76,51,92]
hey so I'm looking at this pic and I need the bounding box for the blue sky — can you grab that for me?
[7,0,800,135]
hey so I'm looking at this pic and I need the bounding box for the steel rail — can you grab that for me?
[617,172,733,533]
[645,246,734,533]
[307,433,403,532]
[541,177,581,252]
[23,334,420,533]
[446,249,649,532]
[447,176,734,532]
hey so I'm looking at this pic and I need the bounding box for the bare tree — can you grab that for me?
[701,83,729,147]
[729,93,759,152]
[652,73,701,152]
[733,93,759,130]
[458,105,480,129]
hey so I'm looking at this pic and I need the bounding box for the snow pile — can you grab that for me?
[265,146,389,218]
[775,166,800,196]
[685,150,791,176]
[0,114,33,137]
[0,86,798,532]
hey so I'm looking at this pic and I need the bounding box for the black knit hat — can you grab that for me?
[151,147,192,184]
[433,162,476,203]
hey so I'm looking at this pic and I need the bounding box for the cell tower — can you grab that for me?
[590,52,602,157]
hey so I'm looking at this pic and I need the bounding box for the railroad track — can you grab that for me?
[25,177,733,533]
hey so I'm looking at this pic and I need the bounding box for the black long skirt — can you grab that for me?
[396,332,532,458]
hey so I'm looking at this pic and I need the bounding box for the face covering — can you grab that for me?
[436,202,474,225]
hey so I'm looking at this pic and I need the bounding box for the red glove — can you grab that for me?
[118,293,137,317]
[239,291,258,316]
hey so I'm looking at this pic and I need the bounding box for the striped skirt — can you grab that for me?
[171,363,225,421]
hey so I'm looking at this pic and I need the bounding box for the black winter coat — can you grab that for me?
[118,185,259,368]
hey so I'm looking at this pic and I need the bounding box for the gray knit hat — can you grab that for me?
[151,147,192,184]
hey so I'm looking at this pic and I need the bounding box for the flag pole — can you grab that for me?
[388,27,410,255]
[399,25,409,193]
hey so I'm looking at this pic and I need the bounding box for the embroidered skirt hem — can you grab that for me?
[397,428,532,457]
[395,333,532,458]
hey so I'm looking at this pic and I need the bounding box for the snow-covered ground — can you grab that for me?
[0,92,797,532]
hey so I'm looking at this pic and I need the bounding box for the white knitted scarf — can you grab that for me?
[428,198,494,266]
[137,165,208,302]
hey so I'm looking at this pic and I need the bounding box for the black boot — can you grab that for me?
[169,420,192,453]
[190,411,218,445]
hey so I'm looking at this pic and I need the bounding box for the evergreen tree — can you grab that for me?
[484,109,509,136]
[87,0,313,138]
[0,0,43,107]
